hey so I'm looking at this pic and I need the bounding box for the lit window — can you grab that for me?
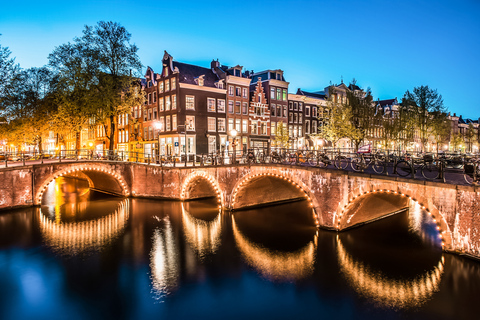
[282,89,287,101]
[186,95,195,110]
[166,115,171,131]
[277,88,281,100]
[165,79,170,91]
[271,122,276,136]
[235,119,241,132]
[218,99,225,113]
[270,87,275,99]
[208,117,216,132]
[228,118,234,131]
[218,118,226,132]
[242,119,248,133]
[166,96,171,111]
[172,95,177,110]
[159,82,164,93]
[186,115,195,131]
[159,97,164,111]
[172,115,177,130]
[207,98,216,112]
[171,77,176,90]
[160,117,165,132]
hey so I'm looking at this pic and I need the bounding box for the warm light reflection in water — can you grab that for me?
[336,236,444,309]
[181,203,222,259]
[150,217,179,299]
[38,200,130,255]
[232,215,316,281]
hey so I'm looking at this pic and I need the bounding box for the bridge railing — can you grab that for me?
[1,149,479,185]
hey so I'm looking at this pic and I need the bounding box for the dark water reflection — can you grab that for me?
[0,179,479,320]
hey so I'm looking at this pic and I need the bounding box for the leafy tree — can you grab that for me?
[318,94,357,149]
[0,67,57,152]
[346,81,376,150]
[273,121,289,148]
[49,41,97,150]
[49,21,144,152]
[451,132,464,152]
[402,85,447,152]
[0,36,20,113]
[465,123,476,153]
[81,21,144,152]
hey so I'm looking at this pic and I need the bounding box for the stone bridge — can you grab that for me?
[0,161,479,259]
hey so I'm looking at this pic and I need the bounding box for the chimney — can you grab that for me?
[211,59,220,69]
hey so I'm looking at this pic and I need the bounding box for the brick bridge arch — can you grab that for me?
[336,188,453,249]
[1,162,479,258]
[32,162,131,205]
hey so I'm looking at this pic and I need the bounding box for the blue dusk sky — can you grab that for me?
[1,0,479,119]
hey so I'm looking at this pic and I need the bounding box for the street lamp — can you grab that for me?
[230,129,238,164]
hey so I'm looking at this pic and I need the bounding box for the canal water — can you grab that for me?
[0,177,479,320]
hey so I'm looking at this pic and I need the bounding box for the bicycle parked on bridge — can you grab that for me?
[395,154,441,180]
[350,148,386,174]
[464,160,480,185]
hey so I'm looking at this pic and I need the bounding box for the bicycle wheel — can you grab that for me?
[350,158,362,172]
[396,160,412,177]
[421,163,440,180]
[334,156,348,169]
[308,154,318,166]
[318,157,329,168]
[372,160,385,174]
[464,173,474,184]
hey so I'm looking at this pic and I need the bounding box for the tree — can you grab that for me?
[0,67,58,152]
[273,121,289,148]
[0,36,20,113]
[402,85,447,152]
[346,80,376,150]
[49,41,97,150]
[451,132,464,152]
[48,21,144,152]
[81,21,144,152]
[318,95,357,149]
[465,123,476,152]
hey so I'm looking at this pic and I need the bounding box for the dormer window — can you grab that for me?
[195,75,205,86]
[215,79,224,89]
[276,73,281,80]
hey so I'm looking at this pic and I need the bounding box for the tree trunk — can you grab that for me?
[37,136,43,154]
[76,131,80,152]
[109,115,115,152]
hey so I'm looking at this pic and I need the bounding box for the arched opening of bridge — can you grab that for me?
[335,189,450,249]
[231,173,314,210]
[180,172,223,207]
[36,165,129,206]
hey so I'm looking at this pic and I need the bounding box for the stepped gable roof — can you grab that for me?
[173,61,219,87]
[296,89,326,99]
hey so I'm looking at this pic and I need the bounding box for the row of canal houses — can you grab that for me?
[110,51,349,159]
[84,51,479,159]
